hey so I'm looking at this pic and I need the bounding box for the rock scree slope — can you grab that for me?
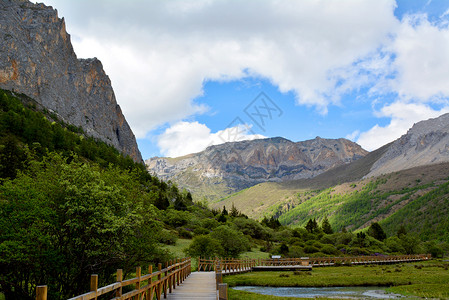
[0,0,142,162]
[367,113,449,178]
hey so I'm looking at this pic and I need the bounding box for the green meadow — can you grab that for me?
[224,260,449,299]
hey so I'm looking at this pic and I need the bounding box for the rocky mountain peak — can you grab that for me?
[367,113,449,177]
[146,137,368,201]
[0,0,142,162]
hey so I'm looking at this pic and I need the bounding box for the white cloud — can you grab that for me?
[356,102,449,151]
[388,15,449,101]
[41,0,449,157]
[345,130,360,142]
[43,0,398,137]
[157,121,264,157]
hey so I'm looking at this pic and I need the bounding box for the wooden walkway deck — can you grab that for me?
[166,271,217,300]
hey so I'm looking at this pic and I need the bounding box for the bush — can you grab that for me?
[184,235,223,258]
[159,229,178,245]
[304,245,320,254]
[210,225,250,257]
[321,244,339,255]
[177,228,193,239]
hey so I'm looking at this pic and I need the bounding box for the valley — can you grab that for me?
[1,0,449,299]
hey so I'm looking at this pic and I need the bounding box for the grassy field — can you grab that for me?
[224,260,449,299]
[241,247,272,259]
[164,238,192,258]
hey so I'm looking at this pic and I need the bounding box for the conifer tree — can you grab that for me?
[321,216,333,234]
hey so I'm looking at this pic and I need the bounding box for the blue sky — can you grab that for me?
[43,0,449,159]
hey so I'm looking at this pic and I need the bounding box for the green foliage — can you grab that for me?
[368,222,387,241]
[261,216,281,229]
[210,225,250,257]
[0,89,212,298]
[233,217,270,240]
[305,218,320,233]
[0,153,167,299]
[321,216,333,234]
[184,235,223,258]
[380,180,449,243]
[0,89,139,172]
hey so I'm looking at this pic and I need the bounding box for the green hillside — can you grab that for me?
[211,144,391,220]
[279,163,449,242]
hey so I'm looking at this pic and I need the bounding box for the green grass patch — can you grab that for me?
[229,288,309,300]
[164,238,193,258]
[241,247,271,259]
[223,261,449,299]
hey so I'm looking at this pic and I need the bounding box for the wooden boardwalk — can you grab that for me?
[166,271,217,300]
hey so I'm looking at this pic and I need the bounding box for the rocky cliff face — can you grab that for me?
[146,137,368,201]
[0,0,142,162]
[367,113,449,177]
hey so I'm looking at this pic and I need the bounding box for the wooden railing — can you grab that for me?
[308,254,430,266]
[198,254,431,272]
[35,258,191,300]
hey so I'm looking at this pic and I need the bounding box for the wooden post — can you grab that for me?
[36,285,47,300]
[116,269,123,297]
[176,259,180,286]
[218,283,228,300]
[215,260,222,290]
[164,262,168,299]
[157,263,162,300]
[168,260,173,294]
[90,274,98,300]
[147,265,153,300]
[135,267,141,300]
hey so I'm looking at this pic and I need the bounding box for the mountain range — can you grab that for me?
[146,137,368,201]
[147,113,449,239]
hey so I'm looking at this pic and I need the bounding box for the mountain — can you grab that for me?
[146,137,368,201]
[366,113,449,178]
[0,0,142,162]
[209,143,391,219]
[210,113,449,242]
[277,162,449,242]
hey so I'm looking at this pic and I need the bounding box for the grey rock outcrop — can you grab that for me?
[0,0,142,162]
[367,113,449,177]
[146,137,368,200]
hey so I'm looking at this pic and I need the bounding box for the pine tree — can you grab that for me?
[368,222,387,241]
[230,203,239,217]
[222,206,228,216]
[321,216,333,234]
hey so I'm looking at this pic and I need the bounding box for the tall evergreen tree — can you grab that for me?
[321,216,333,234]
[230,203,239,217]
[368,222,387,241]
[305,218,319,233]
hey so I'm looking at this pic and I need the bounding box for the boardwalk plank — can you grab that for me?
[167,272,217,300]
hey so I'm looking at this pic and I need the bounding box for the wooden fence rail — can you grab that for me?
[198,254,431,273]
[35,258,191,300]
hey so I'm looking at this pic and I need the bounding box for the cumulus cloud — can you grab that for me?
[389,15,449,101]
[157,121,264,157]
[349,13,449,151]
[355,102,449,151]
[42,0,449,156]
[43,0,397,137]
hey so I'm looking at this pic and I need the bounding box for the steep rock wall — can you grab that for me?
[0,0,142,161]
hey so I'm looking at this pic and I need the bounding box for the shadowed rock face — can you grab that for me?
[0,0,142,162]
[367,113,449,178]
[146,137,368,200]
